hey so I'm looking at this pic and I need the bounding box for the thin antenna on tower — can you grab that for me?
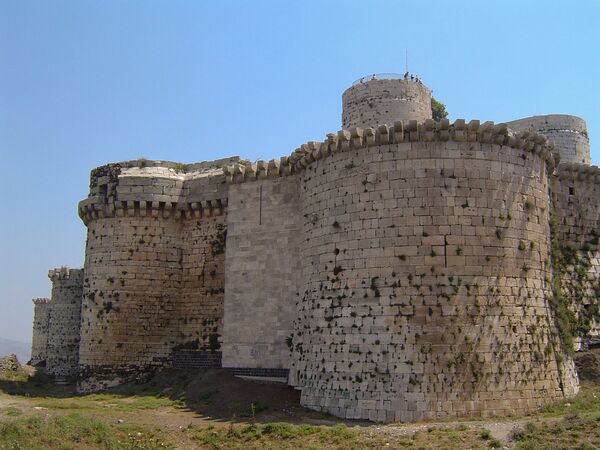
[405,49,408,74]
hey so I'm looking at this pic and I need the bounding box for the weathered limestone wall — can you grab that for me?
[77,162,230,390]
[554,164,600,246]
[46,268,83,377]
[265,121,578,422]
[30,298,50,365]
[553,164,600,343]
[180,215,227,351]
[342,78,432,129]
[222,176,301,369]
[178,169,230,351]
[506,115,590,165]
[79,215,183,389]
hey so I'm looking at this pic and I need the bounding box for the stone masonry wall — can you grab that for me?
[30,298,50,365]
[46,268,83,377]
[77,162,229,391]
[79,215,183,390]
[342,78,432,130]
[506,115,590,165]
[275,123,578,422]
[222,176,301,369]
[179,215,227,351]
[552,164,600,343]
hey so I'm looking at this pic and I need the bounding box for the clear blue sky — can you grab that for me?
[1,0,599,344]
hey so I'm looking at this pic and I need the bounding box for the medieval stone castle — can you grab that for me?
[30,74,600,422]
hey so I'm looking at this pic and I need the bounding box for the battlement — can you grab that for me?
[48,267,84,282]
[80,158,231,224]
[557,163,600,182]
[506,115,590,165]
[224,118,558,184]
[89,156,239,188]
[32,297,50,304]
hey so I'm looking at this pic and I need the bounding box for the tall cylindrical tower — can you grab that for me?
[342,74,432,129]
[289,121,578,422]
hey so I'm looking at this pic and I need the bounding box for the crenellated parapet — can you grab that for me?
[557,163,600,183]
[48,268,84,283]
[32,297,50,304]
[224,119,559,184]
[506,115,590,165]
[79,158,235,225]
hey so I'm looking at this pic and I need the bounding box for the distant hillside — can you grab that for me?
[0,337,30,364]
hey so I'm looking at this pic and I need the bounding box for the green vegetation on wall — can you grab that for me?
[549,209,600,354]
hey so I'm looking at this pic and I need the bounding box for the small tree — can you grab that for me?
[431,97,448,121]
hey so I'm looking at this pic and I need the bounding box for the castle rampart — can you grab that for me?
[506,115,590,165]
[46,268,84,377]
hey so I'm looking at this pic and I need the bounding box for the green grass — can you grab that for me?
[511,415,600,449]
[191,422,361,450]
[2,407,22,417]
[0,413,174,450]
[190,422,505,450]
[33,393,180,412]
[540,382,600,417]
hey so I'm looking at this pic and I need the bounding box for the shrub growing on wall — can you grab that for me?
[431,97,448,121]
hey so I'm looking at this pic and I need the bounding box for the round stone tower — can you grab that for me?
[505,115,590,165]
[77,160,230,391]
[342,74,432,129]
[287,121,578,422]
